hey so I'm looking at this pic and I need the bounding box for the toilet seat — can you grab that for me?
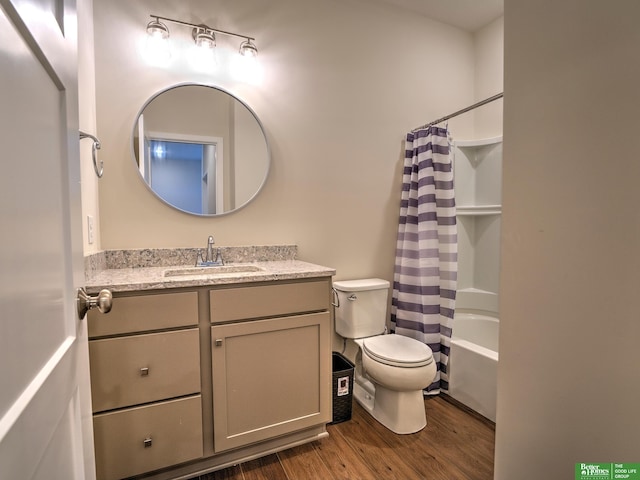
[362,335,434,368]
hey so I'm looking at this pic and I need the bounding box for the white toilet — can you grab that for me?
[333,278,437,434]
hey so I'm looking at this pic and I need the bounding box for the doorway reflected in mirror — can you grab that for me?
[132,84,270,216]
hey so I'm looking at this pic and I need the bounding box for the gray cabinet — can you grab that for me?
[88,291,202,480]
[87,278,332,479]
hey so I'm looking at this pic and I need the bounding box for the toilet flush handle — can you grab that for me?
[330,289,357,308]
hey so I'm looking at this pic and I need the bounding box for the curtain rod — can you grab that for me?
[412,92,504,132]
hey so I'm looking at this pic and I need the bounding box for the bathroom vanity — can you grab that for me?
[85,246,335,480]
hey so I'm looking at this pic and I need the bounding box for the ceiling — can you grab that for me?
[375,0,504,32]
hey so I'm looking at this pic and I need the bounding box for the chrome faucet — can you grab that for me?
[196,235,224,266]
[206,235,215,263]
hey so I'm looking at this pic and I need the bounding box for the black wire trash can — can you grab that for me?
[330,352,355,424]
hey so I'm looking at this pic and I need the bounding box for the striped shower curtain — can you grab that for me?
[391,125,457,395]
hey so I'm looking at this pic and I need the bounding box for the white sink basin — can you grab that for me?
[164,265,264,277]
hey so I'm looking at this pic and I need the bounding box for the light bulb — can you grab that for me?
[231,52,262,84]
[147,20,168,40]
[239,39,258,58]
[195,29,216,49]
[144,20,171,66]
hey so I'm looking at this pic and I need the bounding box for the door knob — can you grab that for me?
[77,288,113,319]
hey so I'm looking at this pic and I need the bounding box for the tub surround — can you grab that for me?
[451,137,501,421]
[85,245,335,292]
[449,312,499,422]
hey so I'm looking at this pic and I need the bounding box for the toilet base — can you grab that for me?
[353,379,427,434]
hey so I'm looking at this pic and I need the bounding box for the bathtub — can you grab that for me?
[448,312,499,422]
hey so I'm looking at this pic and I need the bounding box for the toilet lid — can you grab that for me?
[363,335,434,368]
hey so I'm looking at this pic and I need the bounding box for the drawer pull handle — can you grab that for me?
[140,367,150,376]
[143,437,153,448]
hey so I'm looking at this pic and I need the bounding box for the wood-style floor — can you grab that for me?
[196,395,495,480]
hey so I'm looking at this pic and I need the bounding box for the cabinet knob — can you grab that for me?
[140,367,150,376]
[143,437,153,448]
[215,339,223,347]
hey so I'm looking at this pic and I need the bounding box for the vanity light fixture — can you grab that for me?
[145,15,257,60]
[239,39,258,58]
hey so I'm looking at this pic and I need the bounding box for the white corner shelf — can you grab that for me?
[457,205,502,216]
[455,136,503,148]
[454,136,503,314]
[453,136,502,209]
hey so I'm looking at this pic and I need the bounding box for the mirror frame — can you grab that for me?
[131,82,271,217]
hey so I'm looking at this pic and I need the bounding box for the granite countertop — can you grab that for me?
[84,245,336,293]
[86,260,336,293]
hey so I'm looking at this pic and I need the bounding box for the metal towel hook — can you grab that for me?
[79,131,103,178]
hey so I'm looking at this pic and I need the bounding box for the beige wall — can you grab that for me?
[92,0,477,281]
[496,1,640,477]
[79,0,100,254]
[473,16,503,138]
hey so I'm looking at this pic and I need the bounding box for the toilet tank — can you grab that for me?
[333,278,390,339]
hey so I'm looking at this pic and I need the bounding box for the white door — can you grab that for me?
[0,0,96,478]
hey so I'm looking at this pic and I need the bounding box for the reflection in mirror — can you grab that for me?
[132,84,270,216]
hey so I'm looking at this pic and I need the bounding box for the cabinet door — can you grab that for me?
[211,312,331,452]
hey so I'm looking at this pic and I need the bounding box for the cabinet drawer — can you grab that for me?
[93,395,203,480]
[88,291,198,337]
[90,329,200,412]
[210,279,330,323]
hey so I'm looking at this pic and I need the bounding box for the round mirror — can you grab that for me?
[132,84,270,216]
